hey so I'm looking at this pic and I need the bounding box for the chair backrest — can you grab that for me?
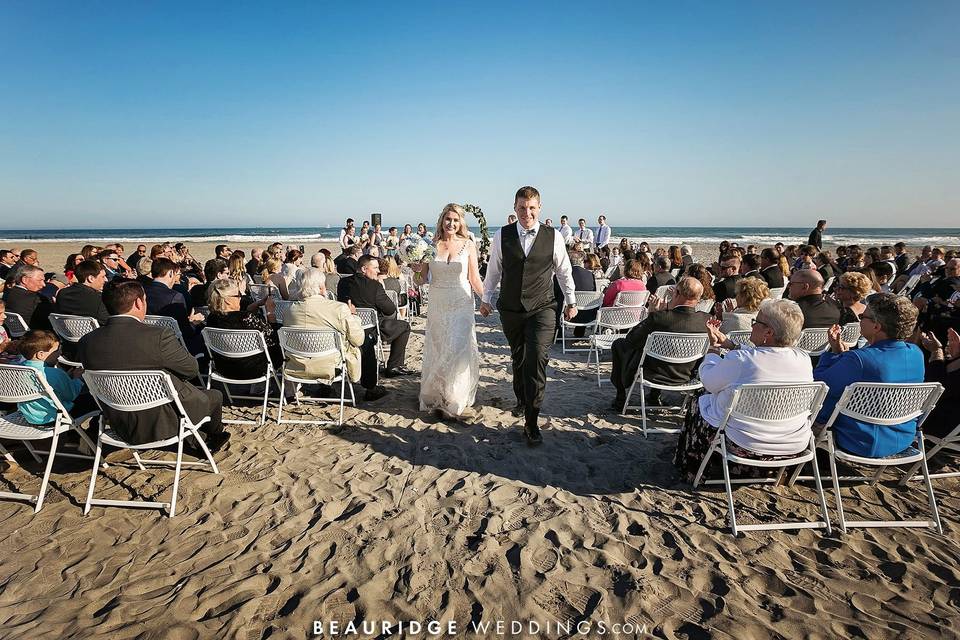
[826,382,944,429]
[4,312,29,338]
[595,306,646,331]
[48,313,100,344]
[143,315,184,341]
[248,283,278,302]
[670,268,681,278]
[574,290,604,310]
[82,369,181,414]
[695,299,715,314]
[767,287,785,299]
[0,363,70,416]
[654,285,675,302]
[795,327,830,356]
[614,290,650,308]
[641,332,710,364]
[201,327,269,359]
[595,278,610,291]
[726,330,754,348]
[725,382,828,429]
[823,276,835,291]
[325,291,336,301]
[840,322,862,347]
[266,299,295,324]
[277,327,343,361]
[900,273,921,295]
[355,307,378,330]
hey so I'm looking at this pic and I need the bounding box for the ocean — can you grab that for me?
[0,226,958,247]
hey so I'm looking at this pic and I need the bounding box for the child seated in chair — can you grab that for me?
[16,330,97,424]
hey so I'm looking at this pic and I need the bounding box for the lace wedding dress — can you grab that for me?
[419,245,479,416]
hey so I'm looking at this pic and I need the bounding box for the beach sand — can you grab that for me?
[2,303,960,638]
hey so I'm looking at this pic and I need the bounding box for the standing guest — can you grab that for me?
[712,253,742,303]
[3,264,52,329]
[338,218,355,249]
[385,227,400,256]
[205,278,281,380]
[398,224,415,251]
[507,214,518,225]
[53,260,110,325]
[808,219,827,250]
[190,259,228,308]
[341,224,358,250]
[718,277,769,333]
[369,223,386,254]
[833,271,871,324]
[602,259,645,307]
[595,215,612,249]
[544,218,553,228]
[259,257,291,300]
[337,255,412,393]
[77,280,228,450]
[574,218,594,246]
[146,258,205,354]
[646,257,676,293]
[814,294,923,457]
[786,269,842,328]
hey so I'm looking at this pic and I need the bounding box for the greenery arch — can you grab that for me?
[462,203,490,255]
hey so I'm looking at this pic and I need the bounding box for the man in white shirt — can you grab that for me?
[595,215,612,249]
[338,218,355,250]
[558,215,574,246]
[574,218,594,248]
[481,186,577,446]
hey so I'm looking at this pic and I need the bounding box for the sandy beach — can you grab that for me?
[2,302,960,639]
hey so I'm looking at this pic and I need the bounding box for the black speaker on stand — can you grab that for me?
[371,213,382,228]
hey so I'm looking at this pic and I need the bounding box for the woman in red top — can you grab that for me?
[602,259,647,306]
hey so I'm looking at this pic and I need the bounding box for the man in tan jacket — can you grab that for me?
[283,268,365,385]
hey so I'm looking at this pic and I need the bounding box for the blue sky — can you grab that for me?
[1,1,957,229]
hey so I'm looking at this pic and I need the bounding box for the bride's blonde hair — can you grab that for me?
[435,203,470,242]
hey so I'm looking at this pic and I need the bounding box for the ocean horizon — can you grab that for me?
[1,226,958,248]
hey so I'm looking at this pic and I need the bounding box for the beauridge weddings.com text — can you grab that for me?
[312,618,649,637]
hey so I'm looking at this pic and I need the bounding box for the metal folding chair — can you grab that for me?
[48,313,100,368]
[556,290,604,354]
[276,327,354,427]
[586,306,647,387]
[201,327,281,425]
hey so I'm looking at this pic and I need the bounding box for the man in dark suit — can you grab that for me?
[609,277,710,409]
[54,260,110,324]
[894,242,910,275]
[815,253,835,284]
[2,264,53,329]
[77,280,227,449]
[808,219,826,250]
[787,269,842,328]
[646,257,676,293]
[712,253,742,303]
[0,250,17,280]
[336,255,411,400]
[740,253,761,279]
[145,258,204,354]
[334,246,361,275]
[759,248,785,289]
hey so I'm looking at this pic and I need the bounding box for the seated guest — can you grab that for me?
[609,277,710,409]
[712,253,742,303]
[146,258,204,354]
[191,259,227,309]
[686,263,716,312]
[204,278,281,381]
[915,258,960,313]
[2,264,53,330]
[0,250,18,280]
[53,260,110,325]
[283,268,365,386]
[786,269,841,328]
[602,259,646,307]
[334,245,362,275]
[740,253,761,279]
[674,299,813,478]
[127,244,147,271]
[63,253,83,284]
[259,257,291,300]
[680,245,694,271]
[245,248,262,278]
[919,328,960,446]
[282,249,304,299]
[759,248,785,289]
[865,261,894,294]
[556,250,598,334]
[646,256,676,293]
[719,277,769,333]
[98,249,124,280]
[583,253,605,281]
[77,280,228,449]
[336,255,411,398]
[833,271,871,324]
[227,254,252,295]
[814,293,923,457]
[16,329,98,424]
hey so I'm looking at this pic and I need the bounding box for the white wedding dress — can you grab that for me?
[419,245,479,416]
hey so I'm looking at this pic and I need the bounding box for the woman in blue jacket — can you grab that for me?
[814,293,924,457]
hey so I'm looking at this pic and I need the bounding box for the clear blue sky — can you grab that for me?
[1,1,957,229]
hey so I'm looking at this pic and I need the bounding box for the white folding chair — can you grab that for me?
[325,291,337,301]
[808,382,945,534]
[586,306,647,387]
[900,421,960,482]
[824,276,836,291]
[725,330,754,348]
[840,322,862,348]
[263,299,295,325]
[276,327,354,427]
[557,290,604,354]
[201,328,280,426]
[0,364,101,513]
[767,287,785,300]
[248,283,279,302]
[621,332,710,436]
[82,369,220,517]
[48,313,100,368]
[355,307,385,364]
[595,278,610,292]
[692,382,831,535]
[899,274,921,296]
[385,290,400,319]
[670,268,681,279]
[143,315,187,349]
[614,290,651,308]
[795,327,830,356]
[695,298,715,314]
[4,311,29,338]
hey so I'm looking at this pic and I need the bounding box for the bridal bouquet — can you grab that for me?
[403,239,435,264]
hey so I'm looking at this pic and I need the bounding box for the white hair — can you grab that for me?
[310,252,325,268]
[758,299,804,347]
[680,244,692,256]
[298,267,327,299]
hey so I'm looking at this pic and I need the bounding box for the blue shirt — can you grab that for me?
[17,359,83,425]
[814,339,924,457]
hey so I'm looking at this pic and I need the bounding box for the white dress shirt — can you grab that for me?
[575,227,594,245]
[595,223,611,248]
[559,223,574,245]
[482,222,576,306]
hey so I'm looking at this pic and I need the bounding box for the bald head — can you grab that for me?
[672,276,704,306]
[787,267,824,298]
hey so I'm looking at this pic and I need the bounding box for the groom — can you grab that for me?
[480,186,578,445]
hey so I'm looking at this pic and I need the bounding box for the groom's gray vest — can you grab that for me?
[498,224,557,313]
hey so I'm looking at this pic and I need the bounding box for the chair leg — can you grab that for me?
[33,431,61,513]
[338,375,346,426]
[899,436,942,486]
[132,451,147,471]
[260,370,270,426]
[168,436,185,517]
[83,434,104,516]
[917,435,943,534]
[692,435,720,488]
[639,380,648,438]
[22,441,43,464]
[277,377,286,423]
[719,437,738,536]
[809,436,832,535]
[827,437,846,533]
[0,442,15,464]
[189,429,220,475]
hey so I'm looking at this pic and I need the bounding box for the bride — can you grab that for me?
[414,203,485,417]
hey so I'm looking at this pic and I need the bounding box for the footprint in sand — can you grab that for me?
[531,547,560,574]
[532,580,600,625]
[648,595,703,625]
[322,589,357,625]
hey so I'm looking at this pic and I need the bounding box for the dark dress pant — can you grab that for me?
[500,305,556,426]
